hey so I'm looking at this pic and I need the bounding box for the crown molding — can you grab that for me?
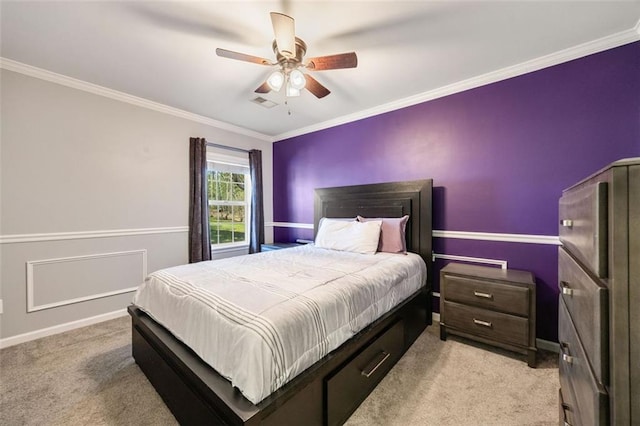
[0,58,273,142]
[274,26,640,141]
[3,22,638,144]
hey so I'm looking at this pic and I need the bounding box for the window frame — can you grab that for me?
[206,151,251,250]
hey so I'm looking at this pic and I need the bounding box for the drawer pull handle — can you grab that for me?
[361,351,391,378]
[560,341,574,364]
[473,319,492,328]
[560,281,574,296]
[473,291,493,299]
[561,400,573,426]
[560,219,573,228]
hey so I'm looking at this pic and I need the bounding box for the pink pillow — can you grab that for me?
[357,215,409,254]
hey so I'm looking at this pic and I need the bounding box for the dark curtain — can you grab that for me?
[249,149,264,253]
[188,137,211,262]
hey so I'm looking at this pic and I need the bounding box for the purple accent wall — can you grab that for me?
[272,41,640,342]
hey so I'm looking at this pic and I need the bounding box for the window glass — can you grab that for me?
[206,156,250,247]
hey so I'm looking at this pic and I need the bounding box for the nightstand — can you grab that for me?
[260,243,301,252]
[439,263,537,367]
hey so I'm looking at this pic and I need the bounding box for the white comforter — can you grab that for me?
[132,245,427,404]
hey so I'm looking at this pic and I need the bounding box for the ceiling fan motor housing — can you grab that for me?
[273,37,307,67]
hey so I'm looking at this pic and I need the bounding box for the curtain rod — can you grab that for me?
[206,141,250,154]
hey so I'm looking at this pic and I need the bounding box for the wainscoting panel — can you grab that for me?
[26,250,147,312]
[432,253,507,269]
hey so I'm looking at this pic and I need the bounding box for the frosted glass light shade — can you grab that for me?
[267,71,285,91]
[286,84,301,97]
[289,69,306,90]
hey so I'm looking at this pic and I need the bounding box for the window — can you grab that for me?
[206,153,251,247]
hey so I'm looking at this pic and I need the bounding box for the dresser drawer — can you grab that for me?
[559,181,608,278]
[325,320,404,426]
[559,386,578,426]
[442,301,528,347]
[442,275,529,317]
[558,247,608,384]
[558,299,608,425]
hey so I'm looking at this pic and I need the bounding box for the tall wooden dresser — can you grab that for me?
[558,158,639,425]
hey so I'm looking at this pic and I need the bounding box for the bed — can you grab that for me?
[129,179,433,425]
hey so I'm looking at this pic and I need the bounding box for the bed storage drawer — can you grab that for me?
[558,247,608,383]
[442,275,529,316]
[558,299,608,426]
[559,181,608,278]
[325,320,404,426]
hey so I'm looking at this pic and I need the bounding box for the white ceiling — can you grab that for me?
[2,1,639,140]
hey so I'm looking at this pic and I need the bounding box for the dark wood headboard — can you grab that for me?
[314,179,433,286]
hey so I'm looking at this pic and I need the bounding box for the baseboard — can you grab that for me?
[0,308,129,349]
[0,309,559,353]
[536,338,560,353]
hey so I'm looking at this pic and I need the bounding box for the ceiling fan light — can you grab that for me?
[267,70,284,91]
[286,83,301,97]
[289,69,306,90]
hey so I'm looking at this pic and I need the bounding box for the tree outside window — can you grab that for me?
[207,168,249,246]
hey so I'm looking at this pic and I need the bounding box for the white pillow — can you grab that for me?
[315,218,382,254]
[318,216,355,225]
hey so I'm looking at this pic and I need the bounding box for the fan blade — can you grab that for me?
[254,81,271,94]
[304,74,331,99]
[306,52,358,70]
[270,12,296,58]
[216,48,274,66]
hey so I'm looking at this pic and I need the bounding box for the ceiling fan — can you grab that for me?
[215,12,357,99]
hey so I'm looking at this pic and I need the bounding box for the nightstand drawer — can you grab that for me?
[442,275,529,317]
[439,263,536,366]
[443,301,529,347]
[558,247,608,384]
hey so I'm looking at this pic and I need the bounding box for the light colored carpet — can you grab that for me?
[0,317,176,426]
[346,325,558,425]
[0,316,558,425]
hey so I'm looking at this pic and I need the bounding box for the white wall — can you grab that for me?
[0,69,273,345]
